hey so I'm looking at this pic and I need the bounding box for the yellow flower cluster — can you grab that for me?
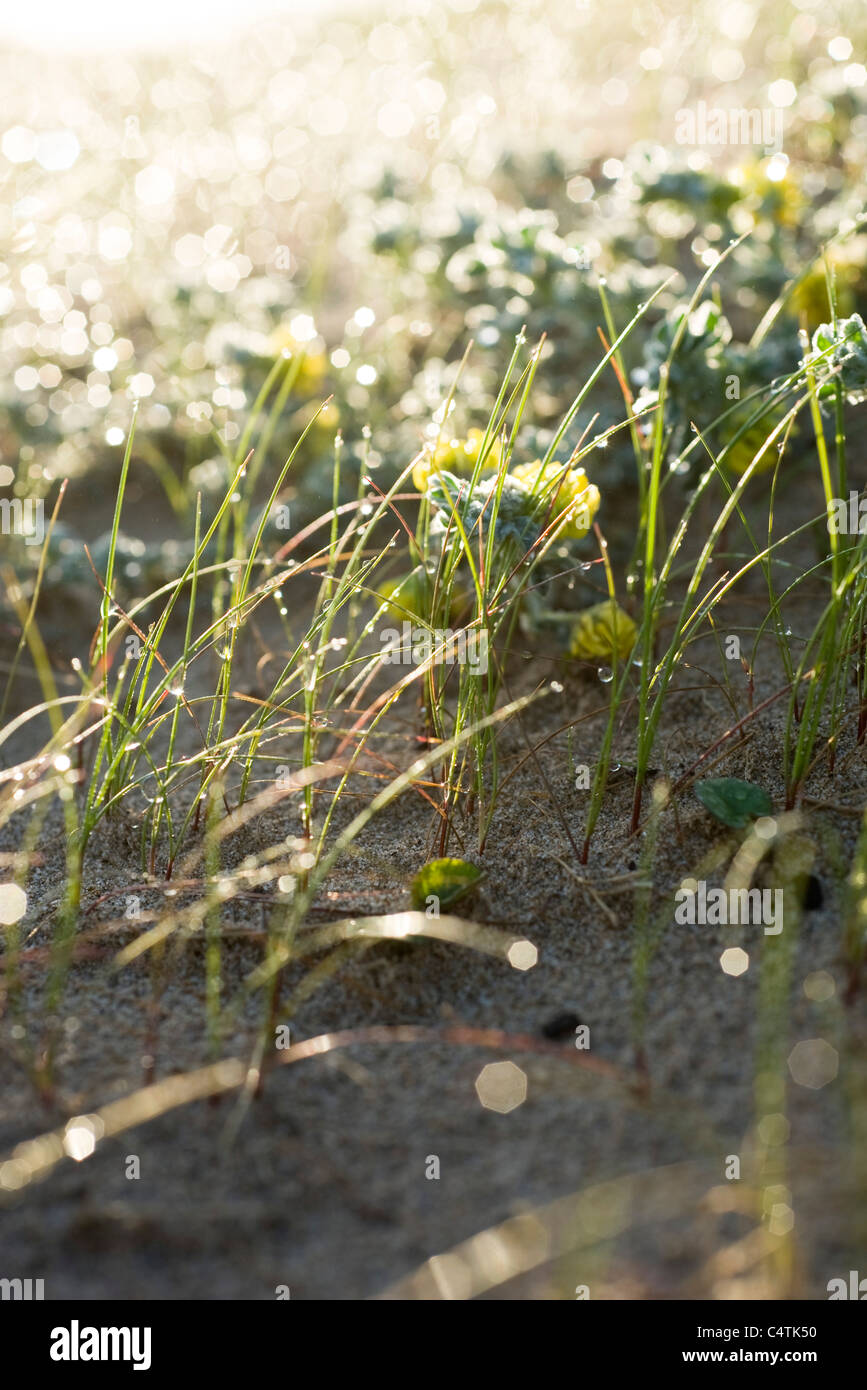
[510,460,601,540]
[569,600,637,662]
[267,327,327,394]
[412,428,502,493]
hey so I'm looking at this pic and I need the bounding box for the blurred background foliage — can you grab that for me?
[1,0,866,586]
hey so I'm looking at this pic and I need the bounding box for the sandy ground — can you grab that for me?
[1,603,866,1300]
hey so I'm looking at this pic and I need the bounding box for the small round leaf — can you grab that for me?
[695,777,772,829]
[410,858,483,911]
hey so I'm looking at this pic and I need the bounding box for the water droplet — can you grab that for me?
[597,666,614,683]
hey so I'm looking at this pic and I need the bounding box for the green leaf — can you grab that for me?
[410,857,483,911]
[695,777,772,829]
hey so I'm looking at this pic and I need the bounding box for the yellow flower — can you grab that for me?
[733,160,805,230]
[510,460,601,540]
[267,328,327,394]
[788,241,866,329]
[412,428,502,493]
[375,569,429,621]
[569,600,636,663]
[721,403,788,475]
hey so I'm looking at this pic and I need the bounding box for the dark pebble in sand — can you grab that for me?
[803,873,823,910]
[541,1010,583,1040]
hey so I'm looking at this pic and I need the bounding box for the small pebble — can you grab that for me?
[803,874,823,910]
[541,1010,583,1040]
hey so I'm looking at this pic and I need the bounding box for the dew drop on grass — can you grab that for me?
[597,665,614,683]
